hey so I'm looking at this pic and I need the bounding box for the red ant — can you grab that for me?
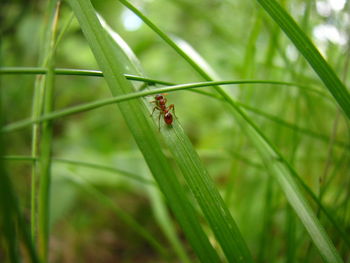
[151,94,176,129]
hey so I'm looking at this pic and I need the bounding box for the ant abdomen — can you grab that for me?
[164,112,173,125]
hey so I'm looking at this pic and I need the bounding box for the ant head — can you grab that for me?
[155,94,164,100]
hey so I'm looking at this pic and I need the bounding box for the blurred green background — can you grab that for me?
[1,0,349,262]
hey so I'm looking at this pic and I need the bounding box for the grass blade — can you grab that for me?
[161,120,254,262]
[174,39,343,263]
[2,80,348,150]
[4,155,190,260]
[99,18,192,262]
[0,160,40,263]
[117,2,256,262]
[0,107,39,263]
[3,155,155,185]
[97,14,144,76]
[30,0,59,245]
[146,185,192,263]
[66,0,221,261]
[36,2,61,261]
[255,0,350,119]
[113,3,343,258]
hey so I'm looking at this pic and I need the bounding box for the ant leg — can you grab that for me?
[151,106,161,116]
[158,112,162,130]
[151,107,157,116]
[168,104,176,118]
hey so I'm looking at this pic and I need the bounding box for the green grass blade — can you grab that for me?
[65,1,221,261]
[239,114,343,263]
[161,120,254,262]
[117,0,214,83]
[36,2,60,261]
[2,78,347,149]
[99,18,192,262]
[146,186,192,263]
[3,155,155,185]
[0,162,40,263]
[117,2,343,259]
[4,154,189,260]
[97,14,144,76]
[30,0,59,244]
[0,79,326,125]
[1,67,326,93]
[37,63,55,263]
[0,67,104,76]
[255,0,350,119]
[54,12,74,50]
[174,40,343,263]
[117,2,255,262]
[0,128,39,262]
[68,1,254,261]
[6,144,349,250]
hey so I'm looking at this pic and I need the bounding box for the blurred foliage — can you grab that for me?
[1,0,349,262]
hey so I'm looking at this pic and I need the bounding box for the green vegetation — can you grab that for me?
[1,0,349,262]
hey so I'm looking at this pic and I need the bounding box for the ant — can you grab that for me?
[150,94,176,130]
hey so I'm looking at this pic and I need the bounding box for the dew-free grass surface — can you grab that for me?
[1,0,349,262]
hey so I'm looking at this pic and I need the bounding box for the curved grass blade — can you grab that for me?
[255,0,350,119]
[1,66,331,100]
[97,14,144,76]
[2,78,348,150]
[3,155,155,185]
[159,119,254,263]
[116,2,255,262]
[112,2,344,258]
[66,0,221,261]
[172,38,343,263]
[98,18,193,262]
[3,80,349,251]
[68,1,254,261]
[4,155,191,261]
[4,155,190,261]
